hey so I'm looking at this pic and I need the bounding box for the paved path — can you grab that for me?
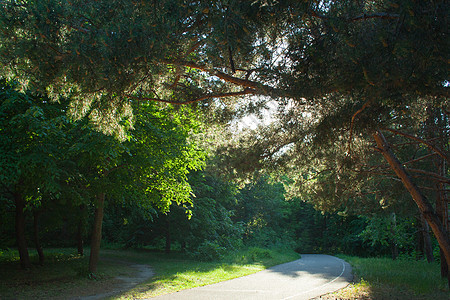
[150,254,352,300]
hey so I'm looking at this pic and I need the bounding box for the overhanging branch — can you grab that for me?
[405,168,450,184]
[310,10,399,22]
[126,89,256,105]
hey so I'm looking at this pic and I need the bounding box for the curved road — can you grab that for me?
[150,254,352,300]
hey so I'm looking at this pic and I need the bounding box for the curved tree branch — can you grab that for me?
[163,60,297,100]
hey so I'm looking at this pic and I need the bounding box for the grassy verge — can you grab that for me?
[320,255,449,300]
[0,247,299,299]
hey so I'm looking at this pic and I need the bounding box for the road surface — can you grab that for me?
[150,254,352,300]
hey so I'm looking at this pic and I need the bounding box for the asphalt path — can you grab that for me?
[150,254,352,300]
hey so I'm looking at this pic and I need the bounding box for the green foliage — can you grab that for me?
[359,215,415,251]
[121,103,206,212]
[246,247,273,261]
[236,175,292,247]
[189,241,226,261]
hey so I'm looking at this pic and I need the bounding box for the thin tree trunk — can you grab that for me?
[390,213,398,260]
[76,205,85,256]
[420,213,434,263]
[33,210,45,265]
[436,177,449,280]
[373,130,450,267]
[165,216,171,254]
[88,193,105,274]
[14,191,30,269]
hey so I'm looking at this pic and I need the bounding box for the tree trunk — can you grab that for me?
[416,216,425,260]
[420,213,434,263]
[390,213,398,260]
[427,107,449,282]
[76,205,85,256]
[33,210,45,265]
[373,131,450,267]
[14,191,30,269]
[436,177,449,281]
[165,216,171,254]
[88,193,105,274]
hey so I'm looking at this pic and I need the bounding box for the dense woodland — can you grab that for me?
[0,0,448,289]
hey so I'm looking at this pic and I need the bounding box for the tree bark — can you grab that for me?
[420,213,434,263]
[165,216,171,254]
[14,191,31,269]
[436,176,449,281]
[88,193,105,274]
[373,130,450,267]
[33,210,45,265]
[428,107,449,283]
[76,205,85,256]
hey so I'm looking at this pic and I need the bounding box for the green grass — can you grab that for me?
[0,247,299,299]
[335,255,449,300]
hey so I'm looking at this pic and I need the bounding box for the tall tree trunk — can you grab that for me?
[165,216,171,254]
[373,130,450,267]
[88,193,105,274]
[420,213,434,263]
[390,213,398,260]
[14,191,30,269]
[430,108,449,284]
[33,210,45,265]
[76,205,85,256]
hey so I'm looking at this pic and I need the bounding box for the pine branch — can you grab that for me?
[347,99,371,155]
[167,60,260,89]
[402,153,438,166]
[350,13,400,22]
